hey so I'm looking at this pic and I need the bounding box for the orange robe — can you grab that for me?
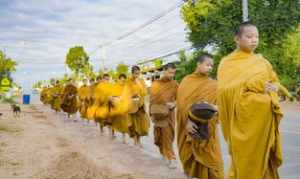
[86,83,98,121]
[40,87,51,105]
[94,81,112,125]
[50,84,63,112]
[78,84,90,118]
[127,78,150,137]
[150,77,178,160]
[60,84,78,114]
[217,50,283,179]
[110,82,131,134]
[177,73,224,179]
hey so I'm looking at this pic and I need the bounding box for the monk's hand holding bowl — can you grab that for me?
[166,102,176,110]
[186,120,198,135]
[265,81,278,93]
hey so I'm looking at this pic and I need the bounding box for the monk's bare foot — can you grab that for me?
[137,140,143,148]
[122,134,127,144]
[99,125,104,134]
[110,131,116,140]
[167,160,177,169]
[133,136,138,146]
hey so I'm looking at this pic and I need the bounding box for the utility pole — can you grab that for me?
[100,46,106,70]
[242,0,249,22]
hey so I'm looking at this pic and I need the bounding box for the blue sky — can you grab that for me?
[0,0,190,92]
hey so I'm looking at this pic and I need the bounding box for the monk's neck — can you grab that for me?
[235,48,255,55]
[193,71,208,78]
[131,77,139,82]
[160,76,172,82]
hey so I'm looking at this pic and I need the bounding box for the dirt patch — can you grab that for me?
[0,121,22,133]
[32,151,134,179]
[55,137,70,148]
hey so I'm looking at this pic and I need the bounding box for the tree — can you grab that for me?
[280,25,300,91]
[116,63,128,75]
[153,58,163,69]
[0,50,17,73]
[0,50,17,93]
[181,0,300,89]
[179,50,188,62]
[82,63,96,79]
[65,46,90,75]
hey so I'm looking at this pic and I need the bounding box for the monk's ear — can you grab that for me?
[234,35,239,44]
[196,62,201,70]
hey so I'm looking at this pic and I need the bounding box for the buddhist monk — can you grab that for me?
[217,22,283,179]
[110,74,131,143]
[150,63,178,169]
[40,85,52,106]
[50,80,63,113]
[60,79,78,120]
[127,66,150,147]
[78,79,90,120]
[94,74,112,134]
[177,54,224,179]
[86,77,102,126]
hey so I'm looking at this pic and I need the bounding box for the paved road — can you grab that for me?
[145,103,300,179]
[30,94,300,178]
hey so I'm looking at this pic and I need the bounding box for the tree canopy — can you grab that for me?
[181,0,300,89]
[65,46,90,75]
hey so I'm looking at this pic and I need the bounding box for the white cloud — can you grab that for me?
[0,0,191,91]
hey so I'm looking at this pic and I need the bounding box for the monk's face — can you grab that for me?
[235,25,259,53]
[197,58,213,75]
[119,76,126,83]
[132,70,141,79]
[164,68,176,79]
[103,76,110,82]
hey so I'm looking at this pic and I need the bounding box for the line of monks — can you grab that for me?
[39,22,293,179]
[40,66,150,147]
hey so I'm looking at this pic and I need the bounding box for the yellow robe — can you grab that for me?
[78,85,90,118]
[177,73,224,179]
[110,82,131,134]
[94,81,112,125]
[217,50,283,179]
[86,83,98,120]
[40,87,52,105]
[50,85,63,112]
[150,77,178,160]
[127,78,150,137]
[40,87,47,104]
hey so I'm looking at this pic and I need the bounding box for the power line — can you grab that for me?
[105,28,188,61]
[88,0,185,55]
[136,46,194,65]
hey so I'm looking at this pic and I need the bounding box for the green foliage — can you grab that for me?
[81,63,96,79]
[283,27,300,67]
[0,95,17,104]
[153,58,163,69]
[179,50,188,62]
[65,46,90,75]
[116,63,128,76]
[175,50,208,82]
[0,51,17,93]
[108,70,117,79]
[0,51,17,73]
[181,0,300,90]
[32,80,43,89]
